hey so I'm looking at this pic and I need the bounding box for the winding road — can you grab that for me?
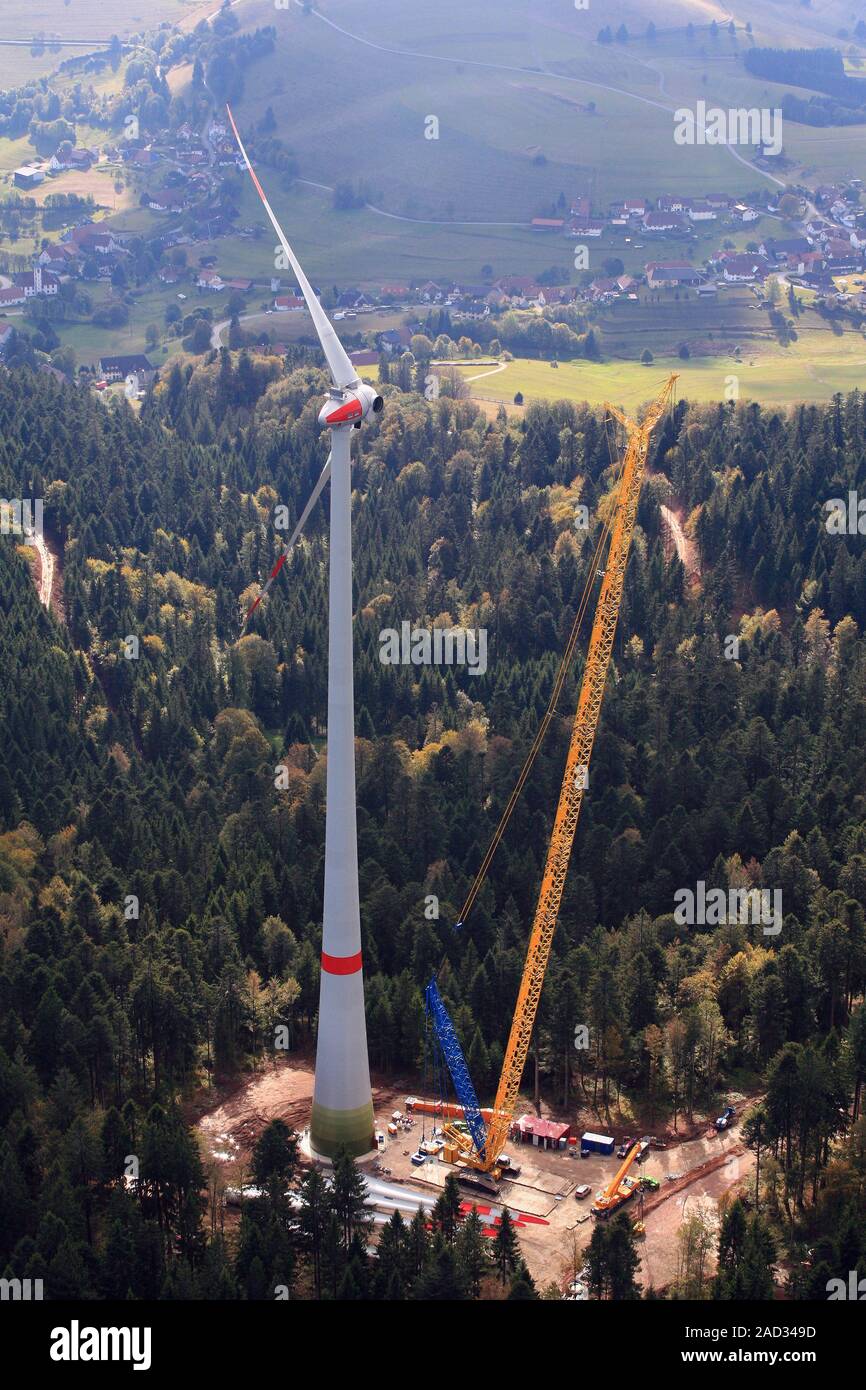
[294,0,786,198]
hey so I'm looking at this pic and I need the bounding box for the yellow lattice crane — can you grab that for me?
[429,375,678,1174]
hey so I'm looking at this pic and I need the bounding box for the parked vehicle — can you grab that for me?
[715,1106,736,1132]
[497,1154,521,1177]
[575,1184,592,1200]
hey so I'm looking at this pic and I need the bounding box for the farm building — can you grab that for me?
[567,216,605,237]
[197,270,225,291]
[98,354,155,384]
[645,262,704,290]
[148,189,188,213]
[14,166,44,190]
[644,211,685,233]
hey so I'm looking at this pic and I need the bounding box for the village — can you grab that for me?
[2,68,866,400]
[5,134,866,342]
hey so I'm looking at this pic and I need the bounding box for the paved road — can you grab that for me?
[0,37,113,47]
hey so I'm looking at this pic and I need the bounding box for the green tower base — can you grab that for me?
[310,1099,376,1159]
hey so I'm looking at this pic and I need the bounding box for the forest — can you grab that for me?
[744,45,866,125]
[1,357,865,1298]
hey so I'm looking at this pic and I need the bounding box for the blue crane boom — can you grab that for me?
[424,979,489,1161]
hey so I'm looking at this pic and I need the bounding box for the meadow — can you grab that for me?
[223,0,866,225]
[0,0,208,87]
[445,328,866,412]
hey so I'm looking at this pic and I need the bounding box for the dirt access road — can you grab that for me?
[660,503,700,583]
[20,524,62,617]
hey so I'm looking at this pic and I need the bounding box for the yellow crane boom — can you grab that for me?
[445,374,677,1172]
[593,1140,643,1216]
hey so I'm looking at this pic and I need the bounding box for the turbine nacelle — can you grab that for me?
[318,381,384,430]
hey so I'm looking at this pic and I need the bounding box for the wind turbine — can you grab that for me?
[228,106,380,1158]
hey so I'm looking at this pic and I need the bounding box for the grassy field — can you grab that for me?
[230,0,769,219]
[108,166,779,295]
[50,282,206,365]
[0,0,211,87]
[224,0,866,225]
[162,0,865,289]
[445,329,866,412]
[28,164,137,214]
[213,307,408,348]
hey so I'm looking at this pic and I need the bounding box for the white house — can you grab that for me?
[12,267,59,298]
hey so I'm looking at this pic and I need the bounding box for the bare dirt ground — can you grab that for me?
[639,1142,754,1291]
[660,502,700,584]
[21,529,64,620]
[505,1122,752,1291]
[194,1055,410,1179]
[197,1059,316,1173]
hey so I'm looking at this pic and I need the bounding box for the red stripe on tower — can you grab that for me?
[321,949,363,976]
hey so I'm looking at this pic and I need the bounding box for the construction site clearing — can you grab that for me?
[363,1102,754,1290]
[195,1059,757,1293]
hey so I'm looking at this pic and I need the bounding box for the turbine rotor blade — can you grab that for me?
[244,452,332,627]
[226,105,358,392]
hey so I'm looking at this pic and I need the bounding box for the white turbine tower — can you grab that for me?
[229,108,380,1158]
